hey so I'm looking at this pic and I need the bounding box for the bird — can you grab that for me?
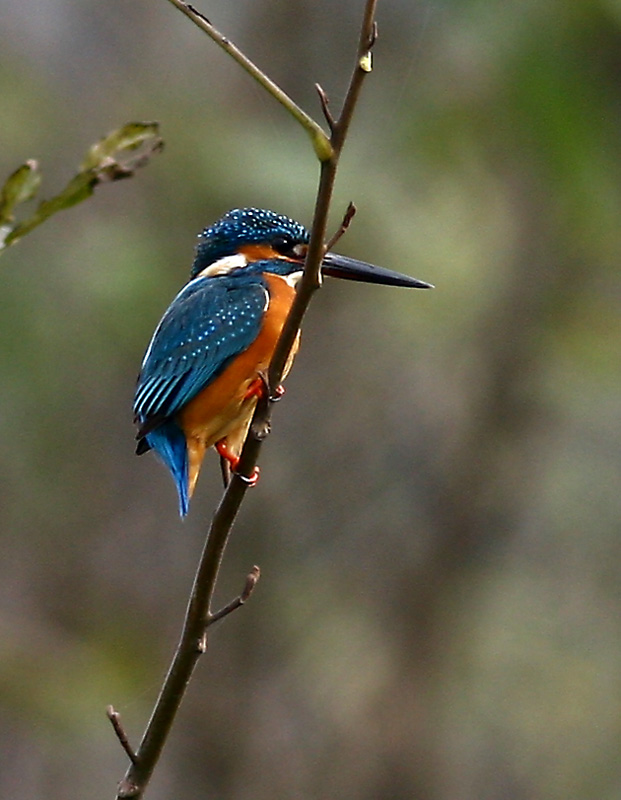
[134,207,432,516]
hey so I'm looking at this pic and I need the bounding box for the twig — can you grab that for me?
[0,123,163,254]
[116,473,253,799]
[165,0,332,161]
[207,565,261,627]
[107,706,138,766]
[265,0,378,392]
[114,2,378,797]
[315,83,336,133]
[325,202,357,251]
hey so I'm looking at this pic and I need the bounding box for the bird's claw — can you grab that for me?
[244,373,285,404]
[269,383,285,403]
[237,466,260,487]
[215,439,260,487]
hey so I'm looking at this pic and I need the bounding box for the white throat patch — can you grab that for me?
[197,253,248,278]
[284,270,304,288]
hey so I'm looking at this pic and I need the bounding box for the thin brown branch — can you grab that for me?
[207,565,261,627]
[315,83,336,133]
[114,2,378,797]
[165,0,332,160]
[107,706,138,766]
[265,0,378,391]
[325,202,357,251]
[332,4,378,152]
[116,475,252,799]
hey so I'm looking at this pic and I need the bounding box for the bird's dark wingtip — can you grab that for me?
[136,437,151,456]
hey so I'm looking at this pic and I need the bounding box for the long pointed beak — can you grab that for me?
[321,252,433,289]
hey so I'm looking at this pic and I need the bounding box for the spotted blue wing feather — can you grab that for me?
[134,273,268,515]
[134,274,268,428]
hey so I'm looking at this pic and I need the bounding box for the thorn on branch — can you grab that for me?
[107,705,139,766]
[326,202,357,251]
[207,565,261,627]
[241,565,261,601]
[315,83,336,133]
[368,21,378,49]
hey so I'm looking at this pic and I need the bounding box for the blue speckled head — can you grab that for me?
[191,208,309,278]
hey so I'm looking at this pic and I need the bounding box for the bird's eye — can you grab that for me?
[271,235,295,255]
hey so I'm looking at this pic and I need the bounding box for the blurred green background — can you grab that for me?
[2,1,621,797]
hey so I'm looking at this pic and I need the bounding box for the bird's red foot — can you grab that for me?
[243,375,285,402]
[216,439,240,470]
[215,439,260,486]
[244,377,266,401]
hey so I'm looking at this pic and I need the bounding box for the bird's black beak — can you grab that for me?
[321,252,433,289]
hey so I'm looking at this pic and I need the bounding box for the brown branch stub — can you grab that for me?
[207,565,261,627]
[315,83,336,133]
[107,706,139,766]
[242,564,261,601]
[368,20,379,49]
[326,202,357,251]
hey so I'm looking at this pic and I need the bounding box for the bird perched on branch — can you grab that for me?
[134,208,431,516]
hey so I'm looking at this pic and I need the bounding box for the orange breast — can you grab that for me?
[179,272,299,497]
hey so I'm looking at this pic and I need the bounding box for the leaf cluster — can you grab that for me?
[0,122,163,254]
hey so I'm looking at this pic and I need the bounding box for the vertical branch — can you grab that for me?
[265,0,378,389]
[114,3,378,798]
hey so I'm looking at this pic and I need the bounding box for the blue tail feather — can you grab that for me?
[145,420,190,517]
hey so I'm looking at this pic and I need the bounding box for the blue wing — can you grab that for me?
[134,273,268,517]
[134,273,268,436]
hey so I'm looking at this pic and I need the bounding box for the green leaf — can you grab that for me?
[0,160,42,226]
[81,122,161,171]
[0,122,163,255]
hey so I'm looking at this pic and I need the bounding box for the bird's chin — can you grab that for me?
[196,253,248,279]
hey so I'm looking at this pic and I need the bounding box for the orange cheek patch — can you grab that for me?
[238,243,298,262]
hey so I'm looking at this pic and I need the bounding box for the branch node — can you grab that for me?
[359,52,373,73]
[117,778,140,799]
[251,417,271,441]
[107,706,139,766]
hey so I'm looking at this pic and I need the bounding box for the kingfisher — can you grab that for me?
[134,208,431,516]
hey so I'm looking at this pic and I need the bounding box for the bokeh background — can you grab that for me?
[2,1,621,797]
